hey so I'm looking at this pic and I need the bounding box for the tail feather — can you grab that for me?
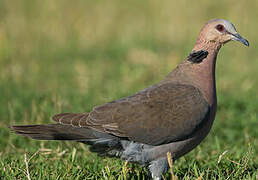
[10,124,95,140]
[10,123,124,156]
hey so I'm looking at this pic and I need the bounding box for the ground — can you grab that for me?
[0,1,257,179]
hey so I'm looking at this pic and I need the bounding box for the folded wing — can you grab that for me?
[53,83,210,146]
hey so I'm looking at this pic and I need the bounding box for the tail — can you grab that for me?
[10,123,123,156]
[9,124,96,141]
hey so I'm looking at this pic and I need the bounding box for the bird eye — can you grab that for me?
[216,24,225,32]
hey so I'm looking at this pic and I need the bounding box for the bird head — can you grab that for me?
[198,19,249,47]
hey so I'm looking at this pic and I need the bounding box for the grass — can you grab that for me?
[0,0,257,179]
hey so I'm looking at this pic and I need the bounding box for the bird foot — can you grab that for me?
[148,157,168,180]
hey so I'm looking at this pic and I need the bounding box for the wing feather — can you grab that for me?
[52,83,210,145]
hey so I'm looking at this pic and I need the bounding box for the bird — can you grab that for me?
[10,19,249,179]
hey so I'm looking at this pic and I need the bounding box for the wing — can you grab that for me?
[53,83,210,146]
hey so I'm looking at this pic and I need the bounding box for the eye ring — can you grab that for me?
[216,24,225,32]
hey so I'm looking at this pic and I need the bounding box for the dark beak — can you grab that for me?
[232,33,249,47]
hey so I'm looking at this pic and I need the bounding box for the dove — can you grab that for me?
[10,19,249,179]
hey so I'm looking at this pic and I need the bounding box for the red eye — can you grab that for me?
[216,24,225,32]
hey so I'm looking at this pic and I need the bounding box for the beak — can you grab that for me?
[231,33,249,47]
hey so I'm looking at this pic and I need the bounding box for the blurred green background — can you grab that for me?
[0,0,257,179]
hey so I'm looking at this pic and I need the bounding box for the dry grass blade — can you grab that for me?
[196,174,203,180]
[217,150,228,164]
[28,150,40,162]
[71,148,77,162]
[226,157,241,166]
[24,154,31,180]
[122,160,128,180]
[167,152,178,180]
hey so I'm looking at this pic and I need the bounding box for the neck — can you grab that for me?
[166,41,221,106]
[191,42,220,105]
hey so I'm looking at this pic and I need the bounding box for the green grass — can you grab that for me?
[0,0,257,179]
